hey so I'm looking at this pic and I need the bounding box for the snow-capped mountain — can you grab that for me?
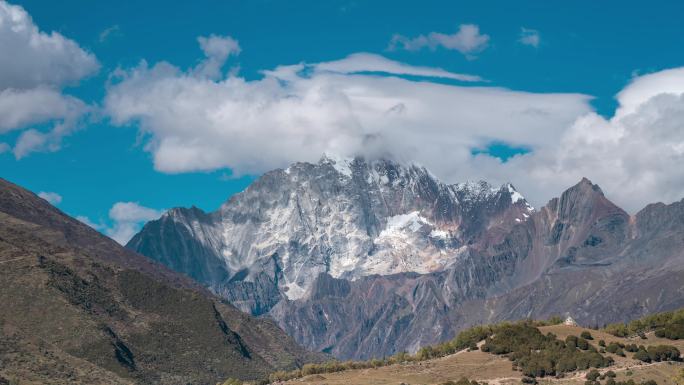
[128,158,684,360]
[128,155,532,312]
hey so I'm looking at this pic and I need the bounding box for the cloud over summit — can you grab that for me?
[104,35,684,212]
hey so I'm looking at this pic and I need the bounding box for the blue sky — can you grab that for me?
[2,0,684,243]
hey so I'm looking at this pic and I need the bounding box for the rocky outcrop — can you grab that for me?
[128,156,531,315]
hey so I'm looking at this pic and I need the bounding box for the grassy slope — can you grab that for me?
[0,178,322,385]
[280,325,684,385]
[0,211,266,384]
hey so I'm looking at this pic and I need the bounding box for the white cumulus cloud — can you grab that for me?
[497,69,684,212]
[76,215,104,230]
[519,28,540,48]
[193,34,241,80]
[105,35,684,213]
[0,1,99,90]
[105,202,164,245]
[78,202,162,245]
[388,24,490,56]
[105,37,589,178]
[38,191,62,205]
[0,87,86,133]
[0,0,97,158]
[78,202,163,245]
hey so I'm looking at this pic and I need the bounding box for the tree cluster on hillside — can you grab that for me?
[597,339,680,363]
[605,342,627,356]
[632,345,681,363]
[265,318,567,383]
[480,323,614,378]
[584,370,660,385]
[266,322,521,382]
[603,308,684,339]
[229,313,680,385]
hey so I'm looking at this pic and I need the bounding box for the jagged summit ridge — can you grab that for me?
[129,156,532,308]
[127,166,684,360]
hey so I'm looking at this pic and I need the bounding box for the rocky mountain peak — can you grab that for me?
[162,205,209,221]
[543,177,618,222]
[128,157,531,313]
[565,177,605,199]
[532,178,632,271]
[125,169,684,361]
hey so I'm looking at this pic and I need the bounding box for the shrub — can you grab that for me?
[581,331,594,340]
[391,351,411,363]
[606,342,624,354]
[578,338,590,350]
[654,322,684,339]
[599,340,606,347]
[586,369,601,381]
[268,369,302,383]
[634,349,651,362]
[625,344,639,352]
[646,345,681,362]
[604,323,630,337]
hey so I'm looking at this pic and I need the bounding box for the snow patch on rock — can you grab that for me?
[322,153,353,178]
[380,211,427,237]
[507,183,525,203]
[430,229,449,238]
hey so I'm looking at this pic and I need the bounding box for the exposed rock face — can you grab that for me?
[128,158,684,360]
[128,156,531,315]
[0,178,322,384]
